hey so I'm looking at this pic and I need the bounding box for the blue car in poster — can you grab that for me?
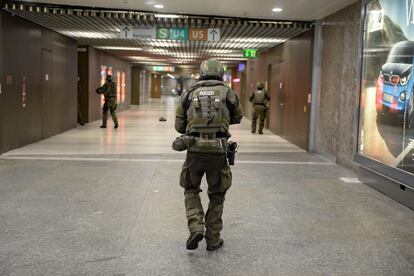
[376,41,414,128]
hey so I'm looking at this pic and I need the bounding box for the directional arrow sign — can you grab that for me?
[119,26,156,39]
[207,28,221,41]
[121,26,131,38]
[120,25,133,38]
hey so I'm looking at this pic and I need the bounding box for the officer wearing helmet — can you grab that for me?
[175,59,243,251]
[96,75,119,129]
[249,82,270,134]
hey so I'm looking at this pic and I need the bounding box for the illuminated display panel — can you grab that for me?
[100,65,107,103]
[358,0,414,183]
[121,71,126,103]
[117,70,121,103]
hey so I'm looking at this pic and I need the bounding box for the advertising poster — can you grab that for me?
[359,0,414,174]
[116,70,121,104]
[121,71,126,103]
[100,65,107,104]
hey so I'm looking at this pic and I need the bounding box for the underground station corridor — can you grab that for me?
[1,0,414,275]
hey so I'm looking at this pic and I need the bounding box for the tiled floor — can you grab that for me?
[1,97,413,275]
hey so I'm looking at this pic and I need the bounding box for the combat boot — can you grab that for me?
[114,123,119,129]
[186,232,204,250]
[258,130,263,135]
[100,125,107,128]
[206,239,224,251]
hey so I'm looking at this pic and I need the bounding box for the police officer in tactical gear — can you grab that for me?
[249,82,270,134]
[96,75,119,129]
[175,59,243,251]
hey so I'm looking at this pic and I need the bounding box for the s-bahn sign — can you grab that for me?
[119,26,221,41]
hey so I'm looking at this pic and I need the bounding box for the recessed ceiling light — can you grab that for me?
[154,4,164,9]
[272,7,282,12]
[154,14,180,18]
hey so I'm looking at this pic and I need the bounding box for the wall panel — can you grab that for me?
[0,11,77,154]
[245,31,313,150]
[317,2,361,166]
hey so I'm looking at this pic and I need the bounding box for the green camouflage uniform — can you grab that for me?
[175,77,243,247]
[249,87,270,134]
[97,81,118,127]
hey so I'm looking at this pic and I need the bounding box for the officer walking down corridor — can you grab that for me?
[249,82,270,134]
[174,59,243,251]
[96,75,119,129]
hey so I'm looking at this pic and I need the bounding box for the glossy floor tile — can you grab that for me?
[0,97,413,275]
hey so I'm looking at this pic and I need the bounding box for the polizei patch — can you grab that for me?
[199,91,216,96]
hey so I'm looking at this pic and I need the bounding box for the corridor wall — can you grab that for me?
[244,31,314,150]
[0,11,77,154]
[317,2,361,167]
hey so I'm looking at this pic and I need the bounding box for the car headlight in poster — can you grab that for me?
[359,0,414,176]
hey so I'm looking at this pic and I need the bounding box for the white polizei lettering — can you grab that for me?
[199,91,216,96]
[407,0,414,26]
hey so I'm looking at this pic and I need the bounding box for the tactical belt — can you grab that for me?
[191,132,227,139]
[254,103,265,106]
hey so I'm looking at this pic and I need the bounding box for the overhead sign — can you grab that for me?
[156,28,189,40]
[243,49,259,58]
[147,66,176,72]
[120,26,220,41]
[207,28,220,42]
[189,28,207,41]
[120,26,156,39]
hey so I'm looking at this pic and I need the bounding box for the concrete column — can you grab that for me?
[308,20,323,152]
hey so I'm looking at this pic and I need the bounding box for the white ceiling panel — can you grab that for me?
[2,1,319,68]
[11,0,358,21]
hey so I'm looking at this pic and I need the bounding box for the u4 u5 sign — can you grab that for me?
[119,26,221,42]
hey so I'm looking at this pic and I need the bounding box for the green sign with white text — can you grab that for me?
[243,49,259,58]
[156,28,188,40]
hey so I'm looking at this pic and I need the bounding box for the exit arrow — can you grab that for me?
[122,26,130,38]
[210,29,218,40]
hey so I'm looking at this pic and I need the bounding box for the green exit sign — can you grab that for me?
[243,49,259,58]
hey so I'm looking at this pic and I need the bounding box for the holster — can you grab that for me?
[227,141,238,166]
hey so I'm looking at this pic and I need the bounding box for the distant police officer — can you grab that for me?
[96,75,119,129]
[249,82,270,134]
[174,59,243,251]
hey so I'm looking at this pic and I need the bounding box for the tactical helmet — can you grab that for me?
[199,59,225,80]
[106,75,113,82]
[257,82,265,90]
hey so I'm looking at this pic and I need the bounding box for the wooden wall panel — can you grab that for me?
[0,11,77,154]
[150,74,161,99]
[77,48,89,121]
[131,66,140,105]
[245,30,313,150]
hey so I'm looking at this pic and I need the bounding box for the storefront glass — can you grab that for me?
[359,0,414,177]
